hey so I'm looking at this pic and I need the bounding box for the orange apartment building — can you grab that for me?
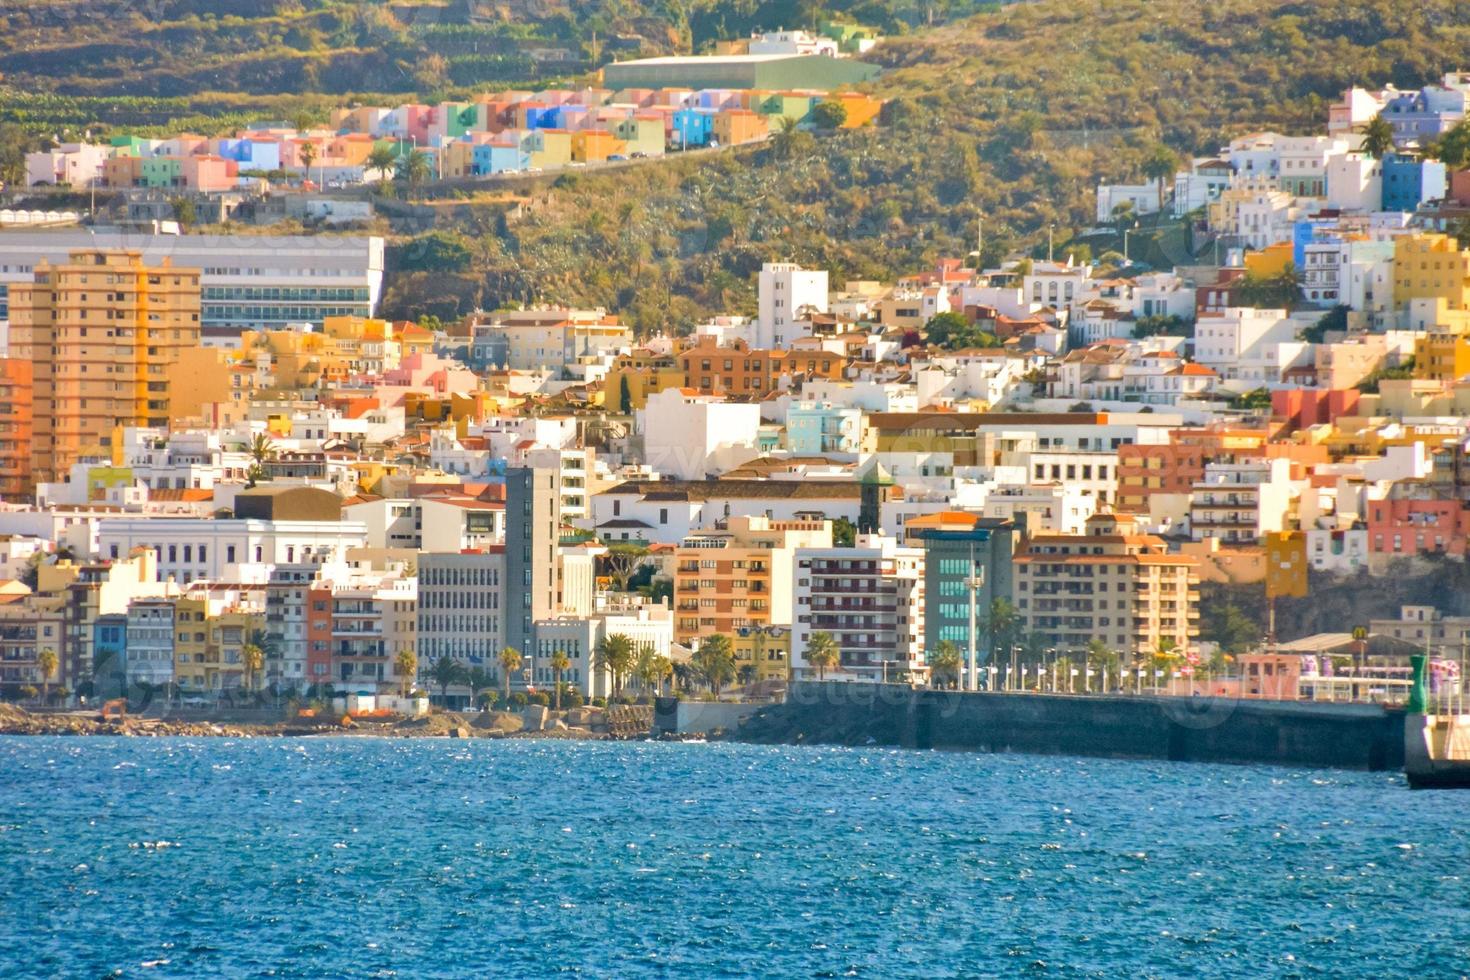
[8,249,201,486]
[1013,512,1201,657]
[0,359,33,501]
[1116,440,1206,514]
[672,516,832,647]
[676,338,846,397]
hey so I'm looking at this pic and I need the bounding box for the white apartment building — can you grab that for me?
[1192,307,1299,380]
[1189,458,1297,544]
[981,483,1097,535]
[532,601,674,698]
[1277,135,1349,197]
[800,378,919,413]
[1024,449,1120,506]
[1095,178,1163,222]
[1172,158,1234,217]
[516,446,606,526]
[748,29,840,56]
[1305,527,1370,574]
[1023,260,1092,311]
[416,551,506,671]
[25,142,111,188]
[792,535,925,683]
[912,352,1030,409]
[97,518,368,584]
[758,262,829,349]
[125,599,177,688]
[264,562,321,688]
[638,387,762,480]
[1325,154,1383,213]
[321,573,417,693]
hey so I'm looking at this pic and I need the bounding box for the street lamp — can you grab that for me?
[1123,220,1139,263]
[965,555,985,693]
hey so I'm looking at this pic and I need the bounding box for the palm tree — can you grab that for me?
[929,640,963,690]
[366,145,397,187]
[772,115,803,159]
[36,648,58,704]
[431,656,466,704]
[983,598,1019,669]
[394,648,417,698]
[1359,112,1396,159]
[396,149,432,195]
[240,642,264,694]
[692,634,736,697]
[1142,143,1178,213]
[246,433,275,488]
[635,648,673,697]
[550,650,570,710]
[299,141,317,185]
[497,646,522,701]
[595,633,636,698]
[804,631,840,681]
[466,666,494,710]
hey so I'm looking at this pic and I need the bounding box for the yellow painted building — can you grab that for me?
[1393,232,1470,311]
[571,130,625,163]
[1243,241,1295,279]
[173,345,252,426]
[174,599,263,693]
[1414,330,1470,383]
[606,348,685,411]
[528,130,573,169]
[174,597,210,691]
[611,116,664,157]
[732,626,791,684]
[832,91,884,128]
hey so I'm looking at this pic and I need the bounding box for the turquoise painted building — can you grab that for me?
[787,402,863,456]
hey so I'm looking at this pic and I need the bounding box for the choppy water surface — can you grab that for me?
[1,737,1466,977]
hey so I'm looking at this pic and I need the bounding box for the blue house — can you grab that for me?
[1292,218,1342,270]
[1381,153,1448,212]
[671,108,716,148]
[787,402,863,456]
[522,105,561,130]
[469,140,530,175]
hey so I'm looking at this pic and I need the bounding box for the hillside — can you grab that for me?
[379,0,1470,329]
[0,0,996,104]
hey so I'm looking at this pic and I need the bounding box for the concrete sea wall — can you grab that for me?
[735,682,1406,771]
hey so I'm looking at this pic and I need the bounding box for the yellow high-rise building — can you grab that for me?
[10,249,200,485]
[1393,232,1470,312]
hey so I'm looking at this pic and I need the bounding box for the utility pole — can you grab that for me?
[1047,224,1054,263]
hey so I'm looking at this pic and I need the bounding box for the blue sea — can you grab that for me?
[1,737,1467,978]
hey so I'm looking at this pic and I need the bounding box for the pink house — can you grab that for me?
[1272,388,1361,431]
[181,155,238,192]
[1368,491,1470,557]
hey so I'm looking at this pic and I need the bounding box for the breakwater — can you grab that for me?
[735,682,1406,771]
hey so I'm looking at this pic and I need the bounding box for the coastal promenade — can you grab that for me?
[736,682,1407,771]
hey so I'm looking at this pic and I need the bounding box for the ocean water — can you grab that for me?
[1,738,1467,978]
